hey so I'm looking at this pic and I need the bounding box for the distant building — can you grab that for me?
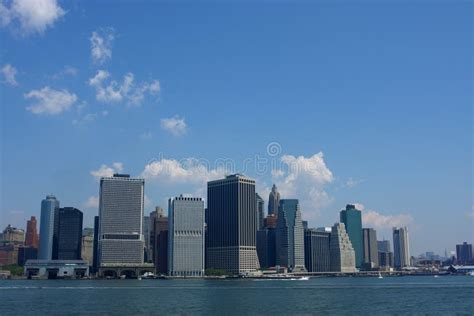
[377,240,391,253]
[207,174,260,275]
[98,174,145,268]
[276,199,306,272]
[330,223,356,272]
[81,234,94,266]
[92,216,99,273]
[256,228,276,268]
[378,251,394,269]
[393,227,410,269]
[1,225,24,244]
[55,207,83,260]
[17,246,38,266]
[149,207,164,263]
[25,216,39,248]
[268,184,280,216]
[153,210,168,275]
[304,228,331,272]
[456,242,473,265]
[256,193,265,230]
[0,243,19,265]
[143,216,151,262]
[39,195,60,260]
[340,204,363,268]
[362,228,379,270]
[168,196,205,276]
[264,214,277,229]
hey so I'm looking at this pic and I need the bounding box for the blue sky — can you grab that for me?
[0,1,472,256]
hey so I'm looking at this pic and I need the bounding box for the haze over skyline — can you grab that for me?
[0,1,472,256]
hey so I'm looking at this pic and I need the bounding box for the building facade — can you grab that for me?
[340,204,363,268]
[330,223,356,272]
[168,196,205,277]
[207,174,260,275]
[362,228,379,270]
[98,174,145,267]
[276,199,306,272]
[456,242,473,265]
[268,184,280,216]
[153,210,169,274]
[55,207,83,260]
[39,195,60,260]
[393,227,410,269]
[1,225,24,243]
[256,193,265,230]
[304,228,331,272]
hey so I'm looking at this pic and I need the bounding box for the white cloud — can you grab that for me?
[88,70,159,106]
[271,152,334,219]
[362,209,414,229]
[72,110,108,126]
[90,28,114,64]
[160,116,187,136]
[142,158,227,185]
[0,0,65,35]
[84,196,99,209]
[90,162,124,181]
[1,64,18,85]
[345,177,363,188]
[351,203,366,211]
[25,86,77,115]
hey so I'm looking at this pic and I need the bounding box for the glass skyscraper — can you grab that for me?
[256,193,265,230]
[207,174,260,275]
[276,199,306,272]
[39,195,59,260]
[304,228,331,272]
[340,204,363,268]
[362,228,379,269]
[55,207,83,260]
[393,226,410,269]
[267,184,280,216]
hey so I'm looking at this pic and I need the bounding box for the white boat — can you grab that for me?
[137,276,142,280]
[433,275,439,278]
[467,271,474,276]
[378,273,383,279]
[300,276,309,281]
[119,275,126,279]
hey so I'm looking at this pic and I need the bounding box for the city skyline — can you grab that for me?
[1,2,472,257]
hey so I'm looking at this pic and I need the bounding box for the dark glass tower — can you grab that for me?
[55,207,83,260]
[207,174,260,274]
[304,228,331,272]
[362,228,379,269]
[340,204,363,268]
[256,193,265,230]
[267,184,280,216]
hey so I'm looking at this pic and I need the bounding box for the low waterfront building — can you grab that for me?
[24,260,89,279]
[329,223,356,272]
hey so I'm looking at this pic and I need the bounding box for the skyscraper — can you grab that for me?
[153,209,168,274]
[393,227,410,269]
[39,195,59,260]
[256,193,265,230]
[98,174,145,267]
[92,216,99,273]
[276,199,306,272]
[25,216,39,249]
[340,204,363,268]
[362,228,379,270]
[456,242,473,265]
[304,228,331,272]
[149,207,163,263]
[55,207,83,260]
[168,196,205,276]
[207,174,260,275]
[377,240,391,253]
[268,184,280,216]
[330,223,356,272]
[143,215,151,262]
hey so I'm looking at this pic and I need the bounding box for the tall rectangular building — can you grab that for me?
[55,207,83,260]
[25,216,39,249]
[207,174,260,275]
[362,228,379,270]
[304,228,331,272]
[98,174,145,266]
[393,227,410,269]
[276,199,306,272]
[39,195,59,260]
[456,242,472,265]
[152,210,169,275]
[168,196,205,276]
[330,223,356,272]
[340,204,363,268]
[256,193,265,230]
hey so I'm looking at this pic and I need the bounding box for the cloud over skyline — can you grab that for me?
[1,64,18,85]
[160,116,187,136]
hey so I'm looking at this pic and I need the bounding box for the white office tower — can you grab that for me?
[393,226,410,269]
[168,195,205,277]
[98,174,145,266]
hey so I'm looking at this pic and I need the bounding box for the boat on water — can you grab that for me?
[378,273,383,279]
[119,275,126,280]
[467,271,474,276]
[433,275,439,278]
